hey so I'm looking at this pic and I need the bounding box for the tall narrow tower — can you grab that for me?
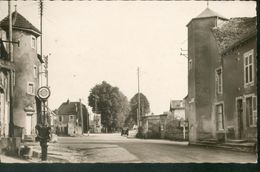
[186,8,227,143]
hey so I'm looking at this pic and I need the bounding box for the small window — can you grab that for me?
[31,36,36,49]
[215,68,223,94]
[59,116,63,122]
[216,104,224,130]
[69,115,74,122]
[188,59,192,70]
[27,82,35,95]
[33,65,37,78]
[244,49,254,87]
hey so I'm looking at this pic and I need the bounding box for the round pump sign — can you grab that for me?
[37,86,51,101]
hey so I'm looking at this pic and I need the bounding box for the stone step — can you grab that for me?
[191,142,256,153]
[198,140,218,145]
[223,142,256,147]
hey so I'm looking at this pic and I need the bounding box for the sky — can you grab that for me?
[0,1,256,117]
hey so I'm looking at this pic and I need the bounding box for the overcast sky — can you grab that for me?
[0,1,256,116]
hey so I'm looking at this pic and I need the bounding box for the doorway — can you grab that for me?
[25,113,33,135]
[237,99,243,139]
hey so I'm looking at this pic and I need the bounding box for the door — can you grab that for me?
[237,99,243,139]
[25,114,33,135]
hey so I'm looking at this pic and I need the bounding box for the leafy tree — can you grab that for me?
[88,81,129,132]
[125,93,150,127]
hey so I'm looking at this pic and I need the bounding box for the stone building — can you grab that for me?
[0,10,43,140]
[55,100,89,136]
[0,33,14,138]
[185,7,257,147]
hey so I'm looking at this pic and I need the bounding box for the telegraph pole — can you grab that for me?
[137,67,140,127]
[79,99,84,134]
[8,0,14,137]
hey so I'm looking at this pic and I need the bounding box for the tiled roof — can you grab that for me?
[0,11,41,36]
[212,17,256,54]
[195,8,227,20]
[58,100,87,116]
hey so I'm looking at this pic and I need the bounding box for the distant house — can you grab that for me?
[170,100,185,120]
[93,113,101,133]
[55,100,89,136]
[185,7,257,146]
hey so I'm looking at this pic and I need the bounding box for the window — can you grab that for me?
[244,49,254,87]
[246,96,257,127]
[69,115,74,122]
[215,68,222,94]
[33,65,37,78]
[31,36,36,49]
[188,59,192,70]
[216,104,224,130]
[59,116,63,122]
[27,82,35,95]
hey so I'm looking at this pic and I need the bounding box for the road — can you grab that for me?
[36,133,257,163]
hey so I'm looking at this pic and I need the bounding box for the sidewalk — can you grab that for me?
[0,154,30,163]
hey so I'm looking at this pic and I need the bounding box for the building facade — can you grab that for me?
[0,31,14,138]
[185,8,257,144]
[170,100,185,120]
[0,11,42,139]
[55,100,89,136]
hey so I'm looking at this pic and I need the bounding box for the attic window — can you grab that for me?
[31,36,36,49]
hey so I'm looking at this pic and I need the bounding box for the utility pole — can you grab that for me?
[79,99,84,134]
[137,67,140,127]
[8,0,14,137]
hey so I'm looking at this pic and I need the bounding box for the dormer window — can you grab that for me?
[31,36,36,49]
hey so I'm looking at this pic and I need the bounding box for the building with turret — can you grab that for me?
[0,10,43,140]
[185,7,256,149]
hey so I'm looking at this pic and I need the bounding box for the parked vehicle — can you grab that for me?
[121,127,129,136]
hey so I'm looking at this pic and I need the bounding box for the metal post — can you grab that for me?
[137,67,140,127]
[79,98,84,134]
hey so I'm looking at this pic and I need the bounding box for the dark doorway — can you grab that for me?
[237,99,243,139]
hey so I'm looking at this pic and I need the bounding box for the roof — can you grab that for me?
[195,8,227,20]
[170,100,185,110]
[212,17,256,54]
[0,11,41,37]
[187,8,228,26]
[58,100,88,116]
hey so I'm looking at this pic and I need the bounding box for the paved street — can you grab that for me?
[27,133,257,163]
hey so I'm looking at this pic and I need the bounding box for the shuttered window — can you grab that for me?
[244,50,254,87]
[246,96,257,127]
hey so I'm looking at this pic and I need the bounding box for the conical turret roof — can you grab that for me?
[195,8,227,20]
[187,8,228,26]
[0,11,41,37]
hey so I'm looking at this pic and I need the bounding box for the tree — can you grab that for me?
[88,81,129,132]
[126,93,150,126]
